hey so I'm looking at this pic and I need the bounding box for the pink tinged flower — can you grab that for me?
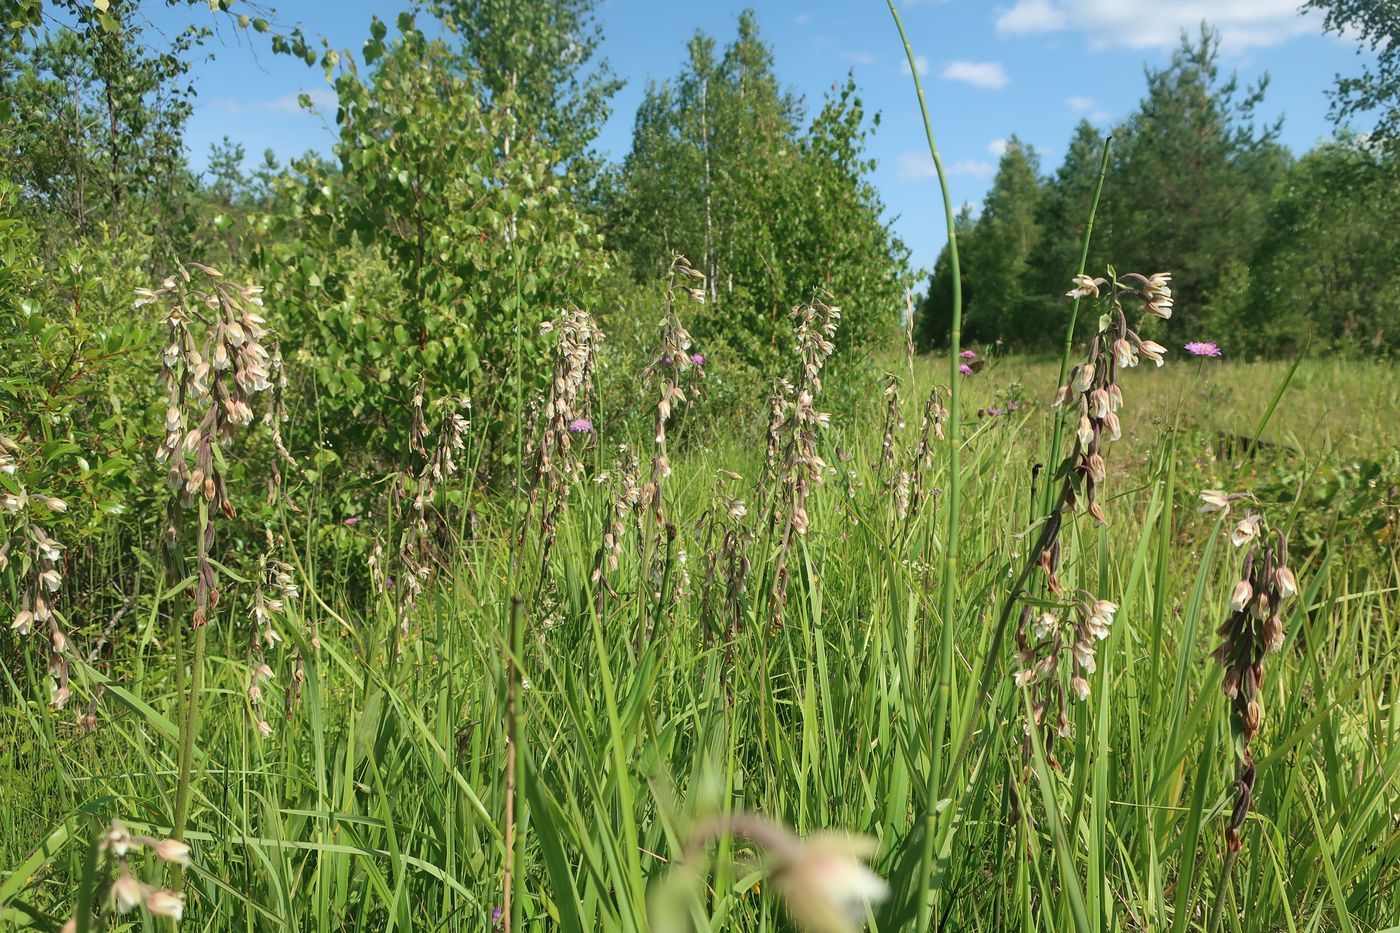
[1073,362,1096,393]
[1070,676,1091,702]
[1199,489,1231,514]
[987,406,1004,416]
[1274,566,1298,599]
[1230,579,1254,612]
[1032,611,1058,640]
[343,515,361,526]
[959,349,977,359]
[1076,415,1094,452]
[568,418,593,434]
[1231,514,1263,548]
[1103,410,1122,442]
[144,889,184,921]
[1184,341,1221,358]
[1137,339,1168,367]
[1014,668,1037,687]
[155,838,191,867]
[112,874,143,913]
[1112,339,1137,369]
[689,353,706,365]
[1008,401,1021,411]
[958,364,973,376]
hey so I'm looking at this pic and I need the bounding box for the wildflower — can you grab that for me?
[1,492,24,512]
[568,418,593,434]
[1070,675,1091,702]
[39,569,61,592]
[1031,611,1058,640]
[1145,294,1174,319]
[1184,341,1221,357]
[38,495,68,512]
[986,406,1004,416]
[257,719,274,738]
[155,838,191,867]
[771,833,890,933]
[1229,579,1253,612]
[1274,566,1298,599]
[10,609,33,635]
[690,353,706,365]
[1112,339,1137,369]
[1199,489,1231,514]
[959,349,977,359]
[343,515,361,526]
[1231,514,1263,548]
[1014,668,1037,687]
[144,889,184,921]
[958,364,973,376]
[1143,272,1172,296]
[111,874,143,913]
[1136,339,1168,367]
[1066,274,1101,299]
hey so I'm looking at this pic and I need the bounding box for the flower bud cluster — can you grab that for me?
[3,453,73,707]
[59,821,190,929]
[1212,514,1297,852]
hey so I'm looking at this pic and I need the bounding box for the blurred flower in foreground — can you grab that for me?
[655,811,888,933]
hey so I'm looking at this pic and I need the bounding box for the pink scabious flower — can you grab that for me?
[690,353,706,365]
[343,515,361,526]
[959,349,977,360]
[1184,341,1222,358]
[568,418,593,434]
[958,364,974,376]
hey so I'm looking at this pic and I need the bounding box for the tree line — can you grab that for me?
[917,25,1400,358]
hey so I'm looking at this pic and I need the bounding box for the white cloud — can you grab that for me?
[950,159,996,178]
[900,55,930,76]
[941,60,1010,89]
[1089,110,1112,123]
[896,150,936,180]
[992,0,1320,51]
[988,138,1008,157]
[794,12,810,26]
[995,0,1066,35]
[1067,95,1095,111]
[210,88,337,115]
[842,51,878,65]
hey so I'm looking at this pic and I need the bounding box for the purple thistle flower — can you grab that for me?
[568,418,593,434]
[1008,401,1021,411]
[1184,341,1222,358]
[690,353,706,366]
[987,406,1005,416]
[959,349,977,360]
[958,364,974,376]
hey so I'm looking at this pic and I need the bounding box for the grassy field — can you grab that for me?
[3,344,1398,931]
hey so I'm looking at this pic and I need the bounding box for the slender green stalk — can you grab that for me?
[886,5,962,929]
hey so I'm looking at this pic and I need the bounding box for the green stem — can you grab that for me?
[886,5,961,930]
[173,622,206,842]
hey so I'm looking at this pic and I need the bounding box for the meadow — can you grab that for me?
[3,1,1399,930]
[3,312,1397,930]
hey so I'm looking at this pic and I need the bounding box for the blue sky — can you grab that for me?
[142,0,1374,273]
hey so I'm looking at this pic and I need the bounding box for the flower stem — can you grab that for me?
[885,4,961,929]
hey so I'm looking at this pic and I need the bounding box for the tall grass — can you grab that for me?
[3,338,1397,929]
